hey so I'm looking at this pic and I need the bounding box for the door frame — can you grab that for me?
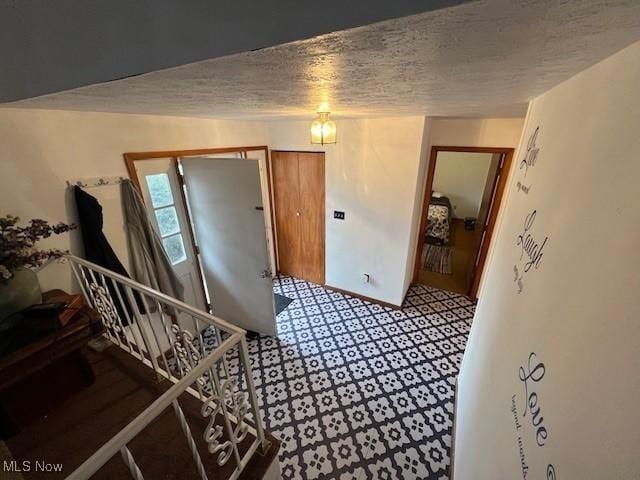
[412,145,514,299]
[270,150,326,284]
[123,145,277,312]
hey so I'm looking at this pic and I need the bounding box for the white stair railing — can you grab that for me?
[66,255,269,480]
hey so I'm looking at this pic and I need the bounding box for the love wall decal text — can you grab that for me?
[511,352,557,479]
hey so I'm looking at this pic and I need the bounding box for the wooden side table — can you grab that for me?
[0,291,103,438]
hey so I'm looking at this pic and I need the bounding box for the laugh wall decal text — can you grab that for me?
[513,210,549,293]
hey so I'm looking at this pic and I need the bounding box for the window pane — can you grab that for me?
[154,206,180,237]
[145,173,174,208]
[162,234,187,265]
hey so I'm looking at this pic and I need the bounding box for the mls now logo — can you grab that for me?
[3,459,63,473]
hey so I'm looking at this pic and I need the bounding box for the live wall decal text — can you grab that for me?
[517,126,540,195]
[520,126,540,178]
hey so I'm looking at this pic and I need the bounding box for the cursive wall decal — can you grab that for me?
[517,210,548,272]
[511,352,557,479]
[514,210,549,293]
[519,352,548,446]
[520,126,540,178]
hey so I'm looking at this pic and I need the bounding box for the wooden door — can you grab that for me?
[272,151,303,278]
[298,152,325,284]
[466,153,501,290]
[272,151,325,284]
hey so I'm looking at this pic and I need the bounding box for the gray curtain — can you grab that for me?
[121,179,184,303]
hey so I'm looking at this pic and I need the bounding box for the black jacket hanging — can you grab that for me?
[74,186,144,321]
[74,186,129,277]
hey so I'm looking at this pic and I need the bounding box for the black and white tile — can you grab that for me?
[190,277,473,478]
[240,277,476,480]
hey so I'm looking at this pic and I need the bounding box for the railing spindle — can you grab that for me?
[156,300,186,379]
[120,446,144,480]
[85,268,119,345]
[239,337,268,451]
[110,277,144,359]
[193,315,220,397]
[210,369,243,468]
[138,293,175,381]
[214,326,231,381]
[69,262,91,309]
[124,287,161,373]
[172,399,209,480]
[100,273,133,352]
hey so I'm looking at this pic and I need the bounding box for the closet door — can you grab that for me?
[298,153,325,284]
[272,151,303,278]
[272,151,325,284]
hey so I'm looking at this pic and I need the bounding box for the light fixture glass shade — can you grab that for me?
[311,112,337,145]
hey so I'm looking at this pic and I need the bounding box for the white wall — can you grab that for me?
[432,151,493,219]
[0,109,525,308]
[454,41,640,479]
[268,117,427,306]
[0,110,427,307]
[429,118,525,147]
[402,118,433,299]
[0,108,268,292]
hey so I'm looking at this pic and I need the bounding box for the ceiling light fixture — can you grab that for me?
[310,110,336,145]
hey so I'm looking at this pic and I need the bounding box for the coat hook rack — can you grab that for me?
[66,176,126,189]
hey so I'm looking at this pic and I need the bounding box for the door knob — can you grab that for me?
[296,211,300,216]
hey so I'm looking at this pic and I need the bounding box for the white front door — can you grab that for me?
[134,158,207,313]
[181,157,277,336]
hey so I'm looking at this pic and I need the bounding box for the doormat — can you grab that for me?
[274,293,294,315]
[423,244,453,274]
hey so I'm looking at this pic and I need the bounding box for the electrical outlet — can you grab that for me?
[334,211,345,220]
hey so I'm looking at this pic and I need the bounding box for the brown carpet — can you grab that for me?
[5,346,279,479]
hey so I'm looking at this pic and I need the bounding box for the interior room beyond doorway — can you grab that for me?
[414,146,513,298]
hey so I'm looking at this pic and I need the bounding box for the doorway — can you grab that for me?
[271,151,325,285]
[413,146,513,298]
[125,146,279,336]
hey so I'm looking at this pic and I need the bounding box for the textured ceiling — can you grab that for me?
[4,0,640,120]
[0,0,471,102]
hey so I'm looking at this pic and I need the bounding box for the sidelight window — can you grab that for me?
[144,173,187,265]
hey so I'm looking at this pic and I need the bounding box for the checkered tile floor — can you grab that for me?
[239,276,475,480]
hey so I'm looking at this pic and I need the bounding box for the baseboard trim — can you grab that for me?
[449,377,459,480]
[323,284,402,310]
